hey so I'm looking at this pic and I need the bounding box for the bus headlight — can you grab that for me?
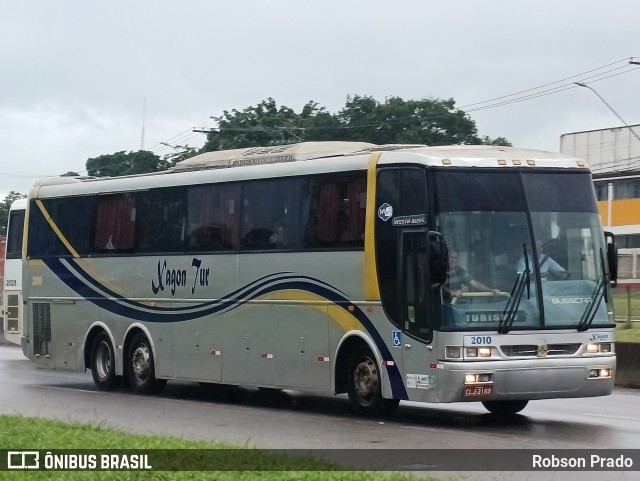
[478,347,492,357]
[446,346,462,359]
[588,368,611,379]
[465,347,493,358]
[585,342,613,355]
[465,373,492,384]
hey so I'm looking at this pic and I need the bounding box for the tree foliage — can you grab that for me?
[203,95,510,151]
[81,95,510,178]
[86,150,170,177]
[0,191,27,236]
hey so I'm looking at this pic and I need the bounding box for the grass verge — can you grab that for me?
[615,321,640,343]
[0,415,439,481]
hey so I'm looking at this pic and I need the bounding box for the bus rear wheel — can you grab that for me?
[90,332,119,390]
[482,400,529,416]
[347,346,399,417]
[126,333,167,394]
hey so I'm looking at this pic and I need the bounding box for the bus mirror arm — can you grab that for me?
[428,231,449,286]
[604,231,618,287]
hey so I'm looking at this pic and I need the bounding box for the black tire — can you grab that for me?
[126,332,167,394]
[347,346,399,417]
[482,400,529,416]
[90,332,119,390]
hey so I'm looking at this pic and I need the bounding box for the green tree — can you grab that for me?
[202,95,509,151]
[86,150,170,177]
[0,191,27,236]
[204,98,311,151]
[163,146,199,167]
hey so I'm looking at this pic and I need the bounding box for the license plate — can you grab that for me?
[464,385,493,397]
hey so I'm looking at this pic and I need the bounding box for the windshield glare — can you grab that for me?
[434,170,612,331]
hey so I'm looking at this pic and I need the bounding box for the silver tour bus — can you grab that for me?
[21,142,617,416]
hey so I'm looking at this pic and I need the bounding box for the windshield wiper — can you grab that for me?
[577,277,604,332]
[499,244,530,334]
[577,249,608,331]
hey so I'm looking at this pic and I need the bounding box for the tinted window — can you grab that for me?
[303,172,367,249]
[93,193,136,252]
[434,170,526,213]
[187,183,241,252]
[138,187,187,253]
[30,197,95,256]
[27,171,369,258]
[523,172,598,213]
[241,178,305,250]
[5,210,25,259]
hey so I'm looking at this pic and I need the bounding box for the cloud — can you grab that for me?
[1,0,639,195]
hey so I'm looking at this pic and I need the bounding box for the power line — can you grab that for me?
[460,57,633,109]
[462,60,640,113]
[155,57,640,153]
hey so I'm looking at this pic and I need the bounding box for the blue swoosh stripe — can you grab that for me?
[43,257,408,399]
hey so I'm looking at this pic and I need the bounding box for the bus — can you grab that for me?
[3,198,26,345]
[21,142,618,416]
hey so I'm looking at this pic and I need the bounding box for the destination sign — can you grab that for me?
[464,311,526,323]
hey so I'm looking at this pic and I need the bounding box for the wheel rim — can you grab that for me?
[95,340,112,381]
[131,344,151,382]
[353,356,379,403]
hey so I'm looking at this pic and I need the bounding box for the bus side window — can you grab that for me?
[93,194,136,253]
[241,177,304,251]
[304,172,366,249]
[187,184,240,252]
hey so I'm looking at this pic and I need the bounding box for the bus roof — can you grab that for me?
[174,141,388,171]
[29,142,589,197]
[9,198,27,210]
[174,142,587,171]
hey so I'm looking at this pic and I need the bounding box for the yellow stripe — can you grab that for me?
[258,290,362,332]
[364,153,381,301]
[35,199,80,258]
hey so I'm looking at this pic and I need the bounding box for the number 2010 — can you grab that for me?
[471,336,492,345]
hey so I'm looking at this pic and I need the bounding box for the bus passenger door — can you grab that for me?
[399,229,432,341]
[399,229,439,398]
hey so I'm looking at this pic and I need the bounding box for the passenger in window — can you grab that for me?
[269,219,286,248]
[443,249,500,302]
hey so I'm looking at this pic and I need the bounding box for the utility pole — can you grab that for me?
[140,96,146,150]
[574,82,640,143]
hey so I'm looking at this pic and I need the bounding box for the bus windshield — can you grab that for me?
[433,169,612,331]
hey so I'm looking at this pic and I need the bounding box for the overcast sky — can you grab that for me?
[1,0,639,197]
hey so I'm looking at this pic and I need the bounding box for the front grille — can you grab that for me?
[501,343,581,357]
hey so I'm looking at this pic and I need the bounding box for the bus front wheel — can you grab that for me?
[126,333,167,394]
[347,346,399,417]
[482,400,528,416]
[90,332,119,390]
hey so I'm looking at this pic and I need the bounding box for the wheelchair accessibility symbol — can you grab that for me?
[392,330,401,348]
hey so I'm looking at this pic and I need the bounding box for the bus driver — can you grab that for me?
[443,249,501,302]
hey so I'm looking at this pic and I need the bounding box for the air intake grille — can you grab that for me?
[501,343,581,357]
[33,303,52,357]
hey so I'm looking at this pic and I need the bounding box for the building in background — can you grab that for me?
[561,124,640,278]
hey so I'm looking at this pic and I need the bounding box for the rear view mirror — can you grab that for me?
[604,231,618,287]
